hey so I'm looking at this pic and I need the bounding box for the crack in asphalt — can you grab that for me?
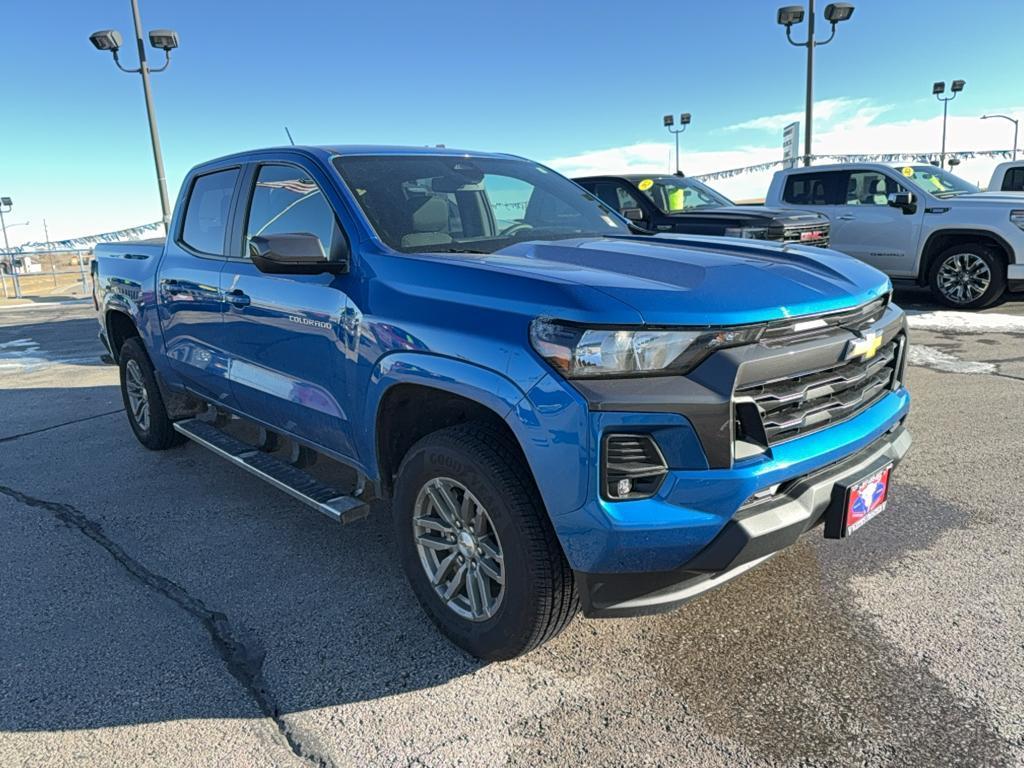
[0,483,334,768]
[0,409,125,444]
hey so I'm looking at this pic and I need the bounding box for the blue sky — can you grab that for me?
[2,0,1022,244]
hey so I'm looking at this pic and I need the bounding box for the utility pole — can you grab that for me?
[0,197,20,299]
[663,113,692,175]
[982,114,1019,161]
[933,80,965,169]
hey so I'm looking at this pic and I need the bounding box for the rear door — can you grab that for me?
[157,167,240,402]
[218,160,358,458]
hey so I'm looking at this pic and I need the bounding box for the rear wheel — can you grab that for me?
[927,244,1005,309]
[392,423,578,660]
[118,338,185,450]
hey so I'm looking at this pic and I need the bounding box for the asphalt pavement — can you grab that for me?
[1,294,1022,767]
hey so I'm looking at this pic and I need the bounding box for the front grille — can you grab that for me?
[735,338,901,444]
[602,434,668,501]
[761,295,889,345]
[781,222,830,247]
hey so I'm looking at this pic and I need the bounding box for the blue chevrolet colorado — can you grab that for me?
[94,145,911,660]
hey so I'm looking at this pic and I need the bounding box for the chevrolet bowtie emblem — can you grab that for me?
[847,331,883,360]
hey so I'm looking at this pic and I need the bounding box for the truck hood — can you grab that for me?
[951,192,1024,204]
[664,206,828,225]
[428,235,890,326]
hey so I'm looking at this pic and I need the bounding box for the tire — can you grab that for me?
[392,423,578,660]
[927,243,1005,309]
[118,338,186,450]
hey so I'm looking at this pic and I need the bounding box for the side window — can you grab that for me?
[614,184,641,210]
[844,171,905,206]
[245,164,338,258]
[589,182,618,211]
[782,171,845,205]
[180,168,239,255]
[1004,167,1024,191]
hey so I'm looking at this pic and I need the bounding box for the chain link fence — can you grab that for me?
[0,250,93,301]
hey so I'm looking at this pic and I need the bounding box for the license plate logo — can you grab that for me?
[845,466,891,534]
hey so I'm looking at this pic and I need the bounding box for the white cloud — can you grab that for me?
[546,101,1024,202]
[724,97,882,132]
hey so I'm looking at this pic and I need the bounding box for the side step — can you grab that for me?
[173,418,369,524]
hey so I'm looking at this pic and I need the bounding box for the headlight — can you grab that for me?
[724,226,770,239]
[1011,210,1024,231]
[530,319,762,378]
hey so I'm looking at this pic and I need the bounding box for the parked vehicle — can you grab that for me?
[574,173,831,246]
[766,163,1024,308]
[988,161,1024,192]
[95,145,911,659]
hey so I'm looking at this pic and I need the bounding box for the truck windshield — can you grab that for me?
[899,166,979,198]
[636,176,733,212]
[332,155,626,254]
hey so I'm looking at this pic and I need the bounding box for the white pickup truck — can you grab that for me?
[766,163,1024,308]
[989,161,1024,193]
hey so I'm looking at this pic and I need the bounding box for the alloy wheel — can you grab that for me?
[936,252,991,305]
[413,477,505,622]
[124,358,151,432]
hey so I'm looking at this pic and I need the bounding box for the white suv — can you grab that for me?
[766,163,1024,308]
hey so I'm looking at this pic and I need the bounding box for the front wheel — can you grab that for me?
[118,338,185,450]
[392,423,578,660]
[927,244,1005,309]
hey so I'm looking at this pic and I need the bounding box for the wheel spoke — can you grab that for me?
[416,533,456,552]
[442,563,468,602]
[466,567,484,616]
[416,517,452,534]
[478,557,503,585]
[432,551,458,587]
[426,485,458,527]
[478,538,502,563]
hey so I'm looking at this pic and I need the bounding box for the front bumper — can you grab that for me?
[577,421,911,617]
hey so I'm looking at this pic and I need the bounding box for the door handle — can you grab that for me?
[225,289,251,307]
[836,214,856,221]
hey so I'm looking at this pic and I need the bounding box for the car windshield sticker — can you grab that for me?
[637,179,654,191]
[901,166,914,177]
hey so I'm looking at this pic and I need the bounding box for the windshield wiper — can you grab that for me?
[425,247,492,255]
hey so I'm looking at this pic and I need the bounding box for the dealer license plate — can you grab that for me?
[840,464,892,536]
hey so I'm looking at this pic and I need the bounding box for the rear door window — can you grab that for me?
[1003,167,1024,191]
[180,168,239,256]
[843,171,907,205]
[782,171,846,205]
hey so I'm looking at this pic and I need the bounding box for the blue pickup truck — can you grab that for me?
[94,145,911,659]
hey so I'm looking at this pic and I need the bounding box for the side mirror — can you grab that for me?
[621,207,646,223]
[249,233,348,274]
[887,191,917,215]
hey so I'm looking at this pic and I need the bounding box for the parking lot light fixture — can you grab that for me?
[934,79,966,169]
[89,0,178,229]
[778,1,855,166]
[982,114,1020,161]
[663,112,692,176]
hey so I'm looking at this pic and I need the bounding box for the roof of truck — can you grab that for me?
[200,145,521,167]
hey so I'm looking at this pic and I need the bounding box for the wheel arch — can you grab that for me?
[105,308,141,362]
[367,354,534,499]
[918,228,1013,284]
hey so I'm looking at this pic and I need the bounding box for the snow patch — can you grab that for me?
[908,345,997,375]
[906,311,1024,334]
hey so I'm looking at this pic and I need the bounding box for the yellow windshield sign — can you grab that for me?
[637,178,654,191]
[901,166,914,177]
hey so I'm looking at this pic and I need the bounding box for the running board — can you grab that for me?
[173,418,369,524]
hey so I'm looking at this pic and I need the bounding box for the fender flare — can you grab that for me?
[918,227,1017,282]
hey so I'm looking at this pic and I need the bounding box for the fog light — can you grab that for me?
[616,478,633,497]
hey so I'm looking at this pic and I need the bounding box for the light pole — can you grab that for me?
[89,2,179,230]
[933,80,965,169]
[981,114,1019,161]
[663,113,692,175]
[777,2,855,166]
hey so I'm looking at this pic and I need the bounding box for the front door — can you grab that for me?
[157,167,239,403]
[828,170,922,277]
[219,162,358,458]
